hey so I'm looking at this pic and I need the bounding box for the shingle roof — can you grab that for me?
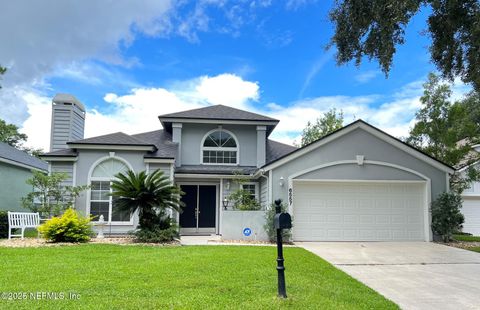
[266,140,297,164]
[67,132,154,146]
[0,142,48,171]
[41,148,78,157]
[132,130,178,159]
[159,105,279,122]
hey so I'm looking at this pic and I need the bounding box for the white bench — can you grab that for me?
[8,212,40,239]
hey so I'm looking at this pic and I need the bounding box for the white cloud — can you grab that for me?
[194,74,259,107]
[19,73,471,153]
[20,74,260,151]
[0,1,174,85]
[0,1,175,126]
[299,50,335,97]
[266,80,427,144]
[285,0,317,10]
[354,70,380,83]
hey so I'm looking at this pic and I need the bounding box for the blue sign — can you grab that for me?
[243,227,252,237]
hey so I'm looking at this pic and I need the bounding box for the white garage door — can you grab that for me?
[462,199,480,236]
[293,181,426,241]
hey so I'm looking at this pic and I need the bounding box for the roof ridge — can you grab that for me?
[158,104,279,122]
[68,131,154,145]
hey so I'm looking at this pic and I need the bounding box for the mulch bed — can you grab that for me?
[0,237,179,248]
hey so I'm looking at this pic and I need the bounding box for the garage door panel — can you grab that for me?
[293,182,426,241]
[462,199,480,235]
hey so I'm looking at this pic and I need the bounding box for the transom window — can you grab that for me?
[89,158,131,223]
[202,130,238,165]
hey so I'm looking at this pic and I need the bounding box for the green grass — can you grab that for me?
[453,234,480,242]
[0,245,397,310]
[465,247,480,253]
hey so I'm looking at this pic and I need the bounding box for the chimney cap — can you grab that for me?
[52,93,85,111]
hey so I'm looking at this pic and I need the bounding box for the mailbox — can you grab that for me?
[274,212,292,229]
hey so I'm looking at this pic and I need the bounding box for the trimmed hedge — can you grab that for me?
[0,211,9,238]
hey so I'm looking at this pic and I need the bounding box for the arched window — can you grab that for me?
[89,158,131,223]
[202,130,238,165]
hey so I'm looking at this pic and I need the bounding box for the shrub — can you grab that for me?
[38,208,93,243]
[431,192,464,242]
[229,189,261,210]
[0,211,9,239]
[111,169,184,231]
[263,201,292,243]
[131,216,179,243]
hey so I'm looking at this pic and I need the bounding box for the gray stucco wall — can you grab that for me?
[221,211,268,241]
[298,163,424,181]
[270,128,448,204]
[0,162,35,211]
[180,123,257,166]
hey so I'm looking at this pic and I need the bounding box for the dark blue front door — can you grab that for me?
[179,185,216,230]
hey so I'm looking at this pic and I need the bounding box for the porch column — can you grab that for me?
[256,125,266,167]
[172,123,182,167]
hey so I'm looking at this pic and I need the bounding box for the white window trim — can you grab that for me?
[241,182,259,201]
[200,129,240,166]
[86,156,134,225]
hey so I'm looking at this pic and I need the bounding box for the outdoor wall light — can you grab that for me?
[222,197,229,210]
[279,176,285,187]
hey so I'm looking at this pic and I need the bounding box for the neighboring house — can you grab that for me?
[459,144,480,235]
[41,94,454,241]
[0,142,48,211]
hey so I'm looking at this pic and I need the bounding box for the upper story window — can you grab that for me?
[202,129,238,165]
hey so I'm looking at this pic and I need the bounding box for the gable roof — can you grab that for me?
[159,105,279,136]
[159,104,278,122]
[262,119,455,174]
[0,142,48,171]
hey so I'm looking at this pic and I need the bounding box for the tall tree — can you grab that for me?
[0,119,28,148]
[329,1,480,90]
[407,73,480,193]
[298,108,344,147]
[0,118,43,156]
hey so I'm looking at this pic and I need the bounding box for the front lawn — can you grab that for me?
[0,245,397,309]
[453,234,480,242]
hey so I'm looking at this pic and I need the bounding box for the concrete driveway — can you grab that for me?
[296,242,480,310]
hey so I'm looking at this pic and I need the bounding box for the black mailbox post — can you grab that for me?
[274,199,292,298]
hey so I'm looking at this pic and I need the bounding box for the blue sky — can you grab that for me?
[0,1,467,150]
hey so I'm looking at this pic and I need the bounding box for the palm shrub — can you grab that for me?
[111,169,184,242]
[431,192,464,242]
[38,208,93,243]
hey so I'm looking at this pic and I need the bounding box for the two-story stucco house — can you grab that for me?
[41,94,454,241]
